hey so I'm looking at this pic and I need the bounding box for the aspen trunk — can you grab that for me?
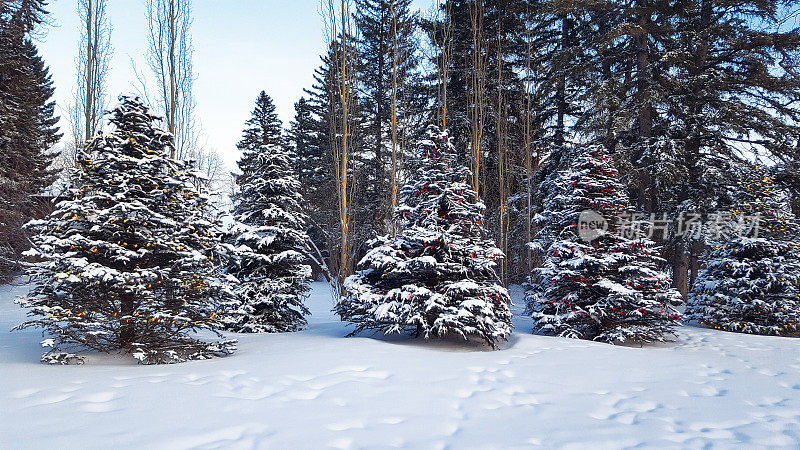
[389,0,400,237]
[469,0,485,197]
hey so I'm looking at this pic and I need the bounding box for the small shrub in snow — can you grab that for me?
[41,352,85,365]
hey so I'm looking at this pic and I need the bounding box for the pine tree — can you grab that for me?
[0,2,60,280]
[16,95,236,365]
[237,90,283,151]
[527,144,681,343]
[568,0,800,297]
[223,139,312,332]
[337,126,512,348]
[686,168,800,336]
[663,0,800,298]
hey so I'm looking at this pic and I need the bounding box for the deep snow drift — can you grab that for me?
[1,281,799,449]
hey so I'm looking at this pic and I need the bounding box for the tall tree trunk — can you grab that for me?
[523,5,534,273]
[168,0,177,157]
[389,0,400,236]
[119,293,136,349]
[554,13,568,147]
[469,0,485,197]
[84,0,94,142]
[496,27,507,285]
[635,8,654,212]
[673,248,690,300]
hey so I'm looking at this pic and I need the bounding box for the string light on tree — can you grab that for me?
[16,95,237,365]
[526,144,682,343]
[686,167,800,336]
[336,126,513,348]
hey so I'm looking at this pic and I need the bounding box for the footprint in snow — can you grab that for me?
[325,420,365,431]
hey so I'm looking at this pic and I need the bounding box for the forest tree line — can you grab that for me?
[3,0,800,298]
[3,0,800,363]
[291,0,800,300]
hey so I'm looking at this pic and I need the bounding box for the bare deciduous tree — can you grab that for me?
[430,0,452,130]
[143,0,197,160]
[523,5,535,274]
[469,0,485,197]
[67,0,110,163]
[494,18,508,285]
[322,0,360,292]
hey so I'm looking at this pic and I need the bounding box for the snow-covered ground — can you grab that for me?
[1,281,799,449]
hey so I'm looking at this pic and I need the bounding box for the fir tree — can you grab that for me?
[16,95,236,365]
[527,144,682,343]
[337,126,512,348]
[686,169,800,336]
[223,138,312,332]
[237,90,283,151]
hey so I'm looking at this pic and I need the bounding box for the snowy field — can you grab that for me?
[1,281,799,449]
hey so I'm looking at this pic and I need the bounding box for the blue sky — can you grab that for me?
[37,0,432,168]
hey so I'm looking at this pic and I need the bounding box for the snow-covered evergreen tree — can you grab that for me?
[527,144,682,344]
[288,96,333,272]
[237,90,283,151]
[337,126,512,348]
[686,169,800,336]
[222,139,311,333]
[16,95,236,364]
[0,3,60,280]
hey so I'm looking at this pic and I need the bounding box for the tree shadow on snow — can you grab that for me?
[341,328,522,353]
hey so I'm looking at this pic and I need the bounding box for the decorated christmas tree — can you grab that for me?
[16,95,236,364]
[527,144,682,343]
[686,168,800,336]
[222,139,311,333]
[337,126,512,348]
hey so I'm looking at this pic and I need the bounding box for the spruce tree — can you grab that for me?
[288,96,334,278]
[527,144,682,343]
[223,140,312,332]
[16,95,236,364]
[0,3,60,280]
[237,90,283,151]
[288,96,330,224]
[337,126,512,348]
[686,169,800,336]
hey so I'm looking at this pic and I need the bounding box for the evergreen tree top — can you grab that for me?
[237,90,283,151]
[398,126,486,235]
[234,142,307,230]
[107,94,173,156]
